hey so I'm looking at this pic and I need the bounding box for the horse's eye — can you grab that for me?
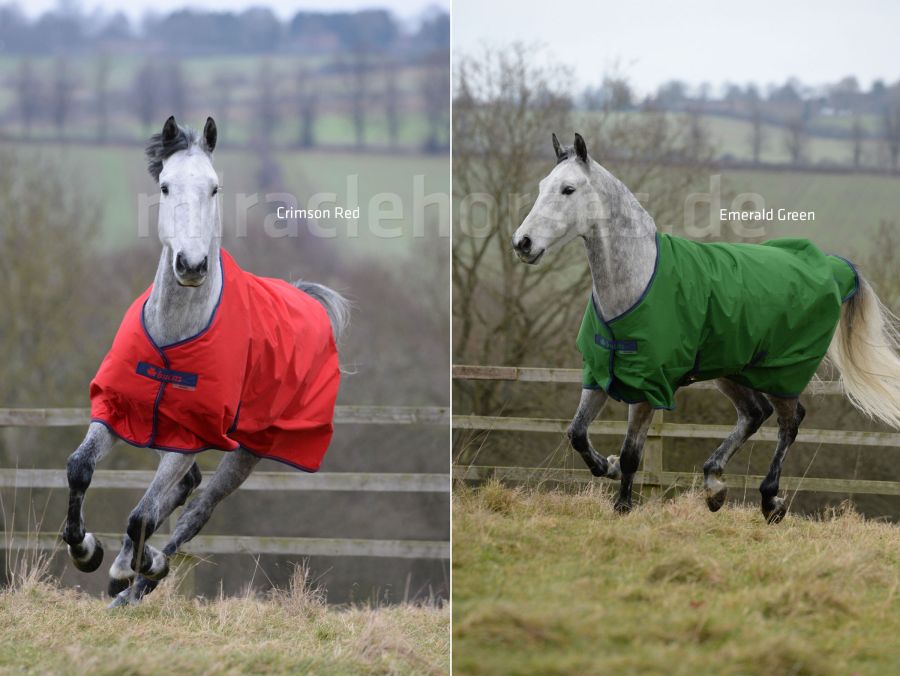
[562,186,576,195]
[211,186,219,196]
[161,185,169,196]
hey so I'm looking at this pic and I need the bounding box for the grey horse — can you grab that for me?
[61,116,349,606]
[512,132,900,521]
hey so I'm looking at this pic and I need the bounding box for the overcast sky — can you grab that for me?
[18,0,448,23]
[453,0,898,95]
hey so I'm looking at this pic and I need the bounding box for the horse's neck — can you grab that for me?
[583,165,658,321]
[144,244,223,347]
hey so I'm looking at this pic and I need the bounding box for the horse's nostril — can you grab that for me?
[175,252,187,274]
[519,236,532,254]
[175,253,208,277]
[198,256,208,274]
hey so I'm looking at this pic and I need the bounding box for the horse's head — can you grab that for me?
[146,116,220,287]
[513,132,600,264]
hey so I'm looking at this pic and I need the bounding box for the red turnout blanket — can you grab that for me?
[90,249,340,471]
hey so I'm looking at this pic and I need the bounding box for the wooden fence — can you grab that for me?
[452,365,900,497]
[0,405,451,561]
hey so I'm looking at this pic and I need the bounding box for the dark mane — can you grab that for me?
[144,125,199,181]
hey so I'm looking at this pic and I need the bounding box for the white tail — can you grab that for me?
[826,276,900,429]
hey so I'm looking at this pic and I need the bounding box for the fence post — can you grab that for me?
[642,410,665,498]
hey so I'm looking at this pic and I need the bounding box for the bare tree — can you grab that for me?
[421,49,450,153]
[783,115,808,164]
[133,60,160,136]
[166,59,188,120]
[256,59,280,146]
[295,65,318,148]
[383,58,400,149]
[850,114,865,168]
[211,71,243,136]
[346,47,369,149]
[882,102,900,170]
[94,53,110,142]
[15,59,40,137]
[748,101,765,164]
[50,56,77,140]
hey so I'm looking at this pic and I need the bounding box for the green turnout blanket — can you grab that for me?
[577,234,858,409]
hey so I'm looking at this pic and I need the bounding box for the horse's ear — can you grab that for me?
[203,117,217,153]
[552,132,564,161]
[574,133,588,163]
[162,115,178,142]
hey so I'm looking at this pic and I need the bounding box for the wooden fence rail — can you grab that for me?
[452,365,900,497]
[0,405,450,561]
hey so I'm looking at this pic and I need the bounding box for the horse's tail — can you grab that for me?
[826,275,900,428]
[293,280,351,345]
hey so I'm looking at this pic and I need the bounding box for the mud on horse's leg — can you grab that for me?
[62,423,117,572]
[109,448,259,607]
[760,396,805,524]
[702,380,773,512]
[614,402,654,514]
[567,388,619,479]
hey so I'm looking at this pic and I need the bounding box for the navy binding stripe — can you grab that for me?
[136,361,199,389]
[594,334,638,353]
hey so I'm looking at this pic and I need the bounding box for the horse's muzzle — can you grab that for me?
[175,252,209,286]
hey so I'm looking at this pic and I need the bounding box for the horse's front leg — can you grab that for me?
[62,422,118,572]
[614,402,654,514]
[108,453,201,597]
[108,452,197,596]
[110,448,259,607]
[566,388,620,478]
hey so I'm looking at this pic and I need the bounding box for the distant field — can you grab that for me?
[581,111,886,168]
[678,168,900,254]
[453,483,900,675]
[0,54,444,150]
[1,141,450,256]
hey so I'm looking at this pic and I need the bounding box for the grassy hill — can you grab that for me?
[0,568,449,674]
[453,482,900,675]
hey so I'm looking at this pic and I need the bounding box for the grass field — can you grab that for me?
[453,482,900,675]
[0,568,449,674]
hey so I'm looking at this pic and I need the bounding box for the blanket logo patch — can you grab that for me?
[136,361,199,390]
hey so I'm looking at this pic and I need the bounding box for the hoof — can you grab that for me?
[107,588,140,609]
[140,550,169,581]
[68,534,104,573]
[705,478,727,512]
[763,497,787,524]
[613,499,633,515]
[605,455,622,481]
[108,577,131,598]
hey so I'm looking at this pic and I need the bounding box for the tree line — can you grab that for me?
[583,75,900,170]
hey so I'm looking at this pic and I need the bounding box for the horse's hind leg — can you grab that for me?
[110,448,259,607]
[108,452,196,596]
[567,388,618,478]
[62,423,117,572]
[613,402,654,514]
[702,380,773,512]
[108,460,202,596]
[759,396,805,524]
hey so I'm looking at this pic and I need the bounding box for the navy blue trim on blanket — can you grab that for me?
[136,361,199,389]
[136,251,225,449]
[602,232,661,325]
[829,254,860,303]
[89,417,320,473]
[595,335,637,354]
